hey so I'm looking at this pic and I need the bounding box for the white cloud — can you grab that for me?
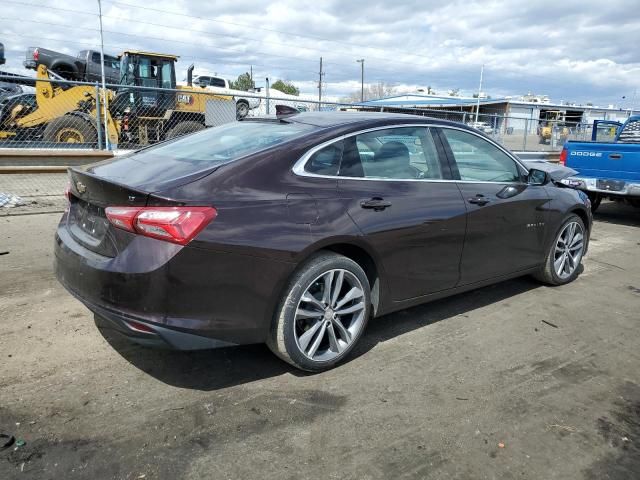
[1,0,638,105]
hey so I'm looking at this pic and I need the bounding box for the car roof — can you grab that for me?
[285,111,469,130]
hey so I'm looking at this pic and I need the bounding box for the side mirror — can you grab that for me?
[528,168,549,186]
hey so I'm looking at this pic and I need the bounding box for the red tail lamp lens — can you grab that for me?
[105,206,217,245]
[559,148,567,166]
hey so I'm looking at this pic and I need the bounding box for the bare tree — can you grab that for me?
[341,82,398,103]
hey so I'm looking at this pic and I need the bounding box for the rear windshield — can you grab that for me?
[134,121,314,164]
[88,121,315,189]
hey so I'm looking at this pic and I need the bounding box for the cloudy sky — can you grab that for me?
[1,0,639,106]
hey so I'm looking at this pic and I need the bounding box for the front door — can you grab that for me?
[337,126,467,301]
[437,127,551,285]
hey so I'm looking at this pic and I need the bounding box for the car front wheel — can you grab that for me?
[535,214,586,285]
[268,252,371,372]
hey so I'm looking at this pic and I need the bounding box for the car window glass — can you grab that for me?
[211,77,226,88]
[304,142,343,176]
[349,127,442,180]
[442,129,521,182]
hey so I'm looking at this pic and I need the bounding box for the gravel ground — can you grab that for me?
[0,174,67,216]
[0,202,639,480]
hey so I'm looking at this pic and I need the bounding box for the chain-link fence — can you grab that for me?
[1,72,599,152]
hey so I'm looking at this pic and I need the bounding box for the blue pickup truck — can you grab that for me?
[560,115,640,211]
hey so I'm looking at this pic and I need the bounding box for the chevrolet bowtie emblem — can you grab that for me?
[76,181,87,194]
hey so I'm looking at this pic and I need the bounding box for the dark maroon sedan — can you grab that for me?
[55,112,591,371]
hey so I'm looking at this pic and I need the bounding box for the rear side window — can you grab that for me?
[304,141,343,176]
[207,77,226,88]
[441,128,522,182]
[618,119,640,143]
[135,121,314,164]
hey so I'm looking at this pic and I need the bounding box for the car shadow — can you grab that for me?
[354,276,540,357]
[99,276,541,391]
[593,201,640,228]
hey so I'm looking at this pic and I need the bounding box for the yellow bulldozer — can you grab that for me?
[0,51,235,147]
[538,110,570,144]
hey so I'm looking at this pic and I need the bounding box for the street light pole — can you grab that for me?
[356,59,364,102]
[474,64,484,124]
[97,0,110,150]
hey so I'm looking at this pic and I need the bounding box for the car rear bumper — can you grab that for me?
[54,219,295,349]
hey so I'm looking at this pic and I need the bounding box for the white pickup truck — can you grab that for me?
[191,75,261,119]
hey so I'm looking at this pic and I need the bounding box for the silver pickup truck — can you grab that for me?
[24,47,120,84]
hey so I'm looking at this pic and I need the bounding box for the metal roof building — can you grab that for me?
[358,93,639,132]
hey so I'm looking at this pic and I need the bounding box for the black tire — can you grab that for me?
[267,252,371,372]
[587,192,602,213]
[165,121,205,140]
[236,101,249,120]
[534,214,586,286]
[43,115,97,144]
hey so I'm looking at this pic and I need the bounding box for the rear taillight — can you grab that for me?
[105,206,217,245]
[559,148,567,166]
[33,48,39,62]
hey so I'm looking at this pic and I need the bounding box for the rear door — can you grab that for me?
[437,127,551,285]
[336,126,467,300]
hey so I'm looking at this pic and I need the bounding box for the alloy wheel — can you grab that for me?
[554,221,585,279]
[294,269,366,362]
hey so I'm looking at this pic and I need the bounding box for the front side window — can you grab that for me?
[343,127,442,180]
[441,128,522,182]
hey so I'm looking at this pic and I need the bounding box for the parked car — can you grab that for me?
[191,74,261,119]
[54,112,591,372]
[0,81,23,101]
[466,121,494,134]
[24,47,120,84]
[561,115,640,211]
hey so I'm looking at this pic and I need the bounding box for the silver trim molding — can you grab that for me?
[291,123,529,184]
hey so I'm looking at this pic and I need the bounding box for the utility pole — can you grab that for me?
[357,59,365,102]
[474,64,484,123]
[250,65,253,89]
[97,0,110,149]
[318,57,324,108]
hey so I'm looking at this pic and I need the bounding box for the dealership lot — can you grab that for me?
[1,203,639,479]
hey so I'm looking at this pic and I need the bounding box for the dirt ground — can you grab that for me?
[0,202,639,480]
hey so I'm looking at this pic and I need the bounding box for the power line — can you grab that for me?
[104,0,434,61]
[0,15,400,82]
[0,17,321,75]
[3,29,389,84]
[3,0,432,70]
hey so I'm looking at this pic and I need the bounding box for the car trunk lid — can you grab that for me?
[66,168,150,257]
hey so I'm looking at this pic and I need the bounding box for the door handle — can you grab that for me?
[468,195,490,206]
[360,197,392,211]
[609,153,622,159]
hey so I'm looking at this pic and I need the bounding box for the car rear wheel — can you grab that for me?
[534,214,586,286]
[268,252,371,372]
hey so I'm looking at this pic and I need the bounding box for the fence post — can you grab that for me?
[523,118,528,151]
[462,112,467,124]
[265,78,270,115]
[95,84,103,150]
